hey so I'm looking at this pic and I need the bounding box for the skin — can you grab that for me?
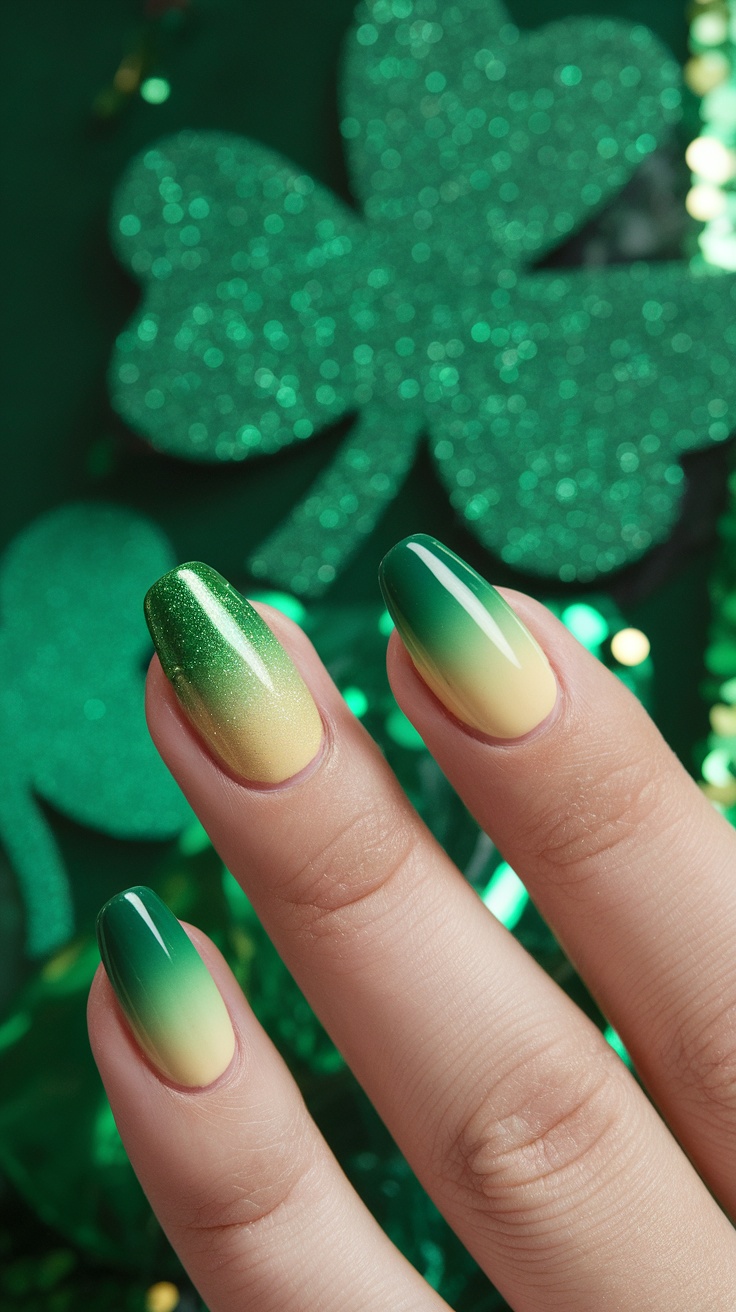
[88,586,736,1312]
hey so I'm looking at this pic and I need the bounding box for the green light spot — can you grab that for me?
[702,748,732,786]
[343,686,369,717]
[560,64,582,86]
[178,820,211,856]
[378,608,395,636]
[94,1099,127,1166]
[719,676,736,704]
[251,590,308,625]
[471,321,491,343]
[386,707,424,750]
[561,603,609,651]
[119,214,141,237]
[0,1012,31,1051]
[604,1024,631,1066]
[480,862,528,929]
[83,698,106,721]
[140,77,171,105]
[425,70,446,93]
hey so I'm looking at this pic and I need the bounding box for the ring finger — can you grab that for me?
[88,889,448,1312]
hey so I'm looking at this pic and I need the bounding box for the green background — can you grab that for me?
[1,0,728,1305]
[3,0,719,763]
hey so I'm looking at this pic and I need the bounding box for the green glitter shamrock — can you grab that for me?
[0,505,191,957]
[110,0,736,594]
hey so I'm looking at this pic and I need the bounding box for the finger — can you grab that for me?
[88,886,446,1312]
[143,562,736,1311]
[380,533,736,1214]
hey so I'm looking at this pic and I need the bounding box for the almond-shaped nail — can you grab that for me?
[97,886,235,1087]
[379,535,558,739]
[144,562,323,784]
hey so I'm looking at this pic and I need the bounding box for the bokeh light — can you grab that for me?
[561,602,609,651]
[686,135,735,183]
[686,182,728,220]
[603,1025,631,1066]
[251,590,307,625]
[385,707,424,749]
[140,77,171,105]
[702,746,733,786]
[342,686,369,717]
[610,627,650,666]
[684,52,730,94]
[145,1282,180,1312]
[481,862,528,930]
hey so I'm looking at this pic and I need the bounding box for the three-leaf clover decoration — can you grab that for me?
[0,505,191,956]
[110,0,736,593]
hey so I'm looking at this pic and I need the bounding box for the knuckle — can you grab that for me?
[434,1040,630,1231]
[521,743,676,890]
[659,994,736,1133]
[171,1104,320,1255]
[274,790,420,940]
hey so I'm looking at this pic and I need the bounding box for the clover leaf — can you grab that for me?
[0,505,191,956]
[110,0,736,591]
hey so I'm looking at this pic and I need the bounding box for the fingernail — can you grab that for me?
[97,886,235,1087]
[145,562,323,784]
[379,535,558,739]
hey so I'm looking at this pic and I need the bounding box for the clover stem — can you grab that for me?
[0,776,74,957]
[248,408,423,596]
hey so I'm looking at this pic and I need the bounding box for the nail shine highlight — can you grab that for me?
[145,562,323,784]
[97,886,235,1088]
[379,534,558,739]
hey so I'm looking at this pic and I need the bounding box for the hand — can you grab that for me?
[88,536,736,1310]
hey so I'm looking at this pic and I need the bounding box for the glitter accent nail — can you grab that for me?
[145,562,323,784]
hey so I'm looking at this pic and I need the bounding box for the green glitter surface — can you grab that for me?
[110,0,736,594]
[0,506,191,957]
[144,561,323,782]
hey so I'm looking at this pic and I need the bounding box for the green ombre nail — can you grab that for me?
[145,562,323,784]
[379,535,558,739]
[97,886,235,1087]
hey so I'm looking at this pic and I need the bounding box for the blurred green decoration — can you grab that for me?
[701,462,736,817]
[110,0,736,598]
[684,0,736,268]
[0,505,191,958]
[0,587,649,1309]
[685,2,736,815]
